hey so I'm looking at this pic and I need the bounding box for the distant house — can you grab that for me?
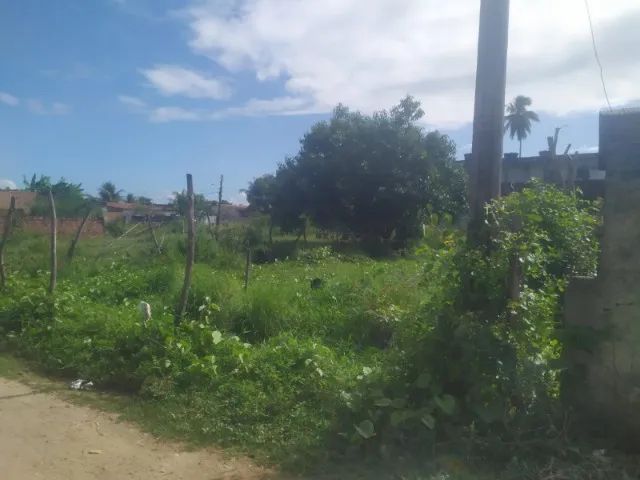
[464,151,606,199]
[206,203,249,225]
[103,202,177,223]
[0,190,37,214]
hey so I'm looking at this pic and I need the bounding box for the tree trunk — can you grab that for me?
[0,196,16,289]
[467,0,510,246]
[243,247,251,290]
[268,218,273,246]
[215,174,223,240]
[48,190,57,294]
[175,174,195,326]
[67,207,92,262]
[519,139,522,159]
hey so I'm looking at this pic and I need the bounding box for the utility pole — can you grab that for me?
[467,0,510,245]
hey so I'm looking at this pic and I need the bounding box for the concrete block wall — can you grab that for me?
[565,109,640,442]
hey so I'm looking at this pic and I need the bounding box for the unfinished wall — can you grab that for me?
[565,109,640,442]
[0,216,105,237]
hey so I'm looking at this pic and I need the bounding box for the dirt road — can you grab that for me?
[0,377,272,480]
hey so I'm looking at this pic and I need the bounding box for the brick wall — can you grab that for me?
[0,216,105,237]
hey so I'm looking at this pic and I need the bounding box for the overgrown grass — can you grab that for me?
[0,189,637,478]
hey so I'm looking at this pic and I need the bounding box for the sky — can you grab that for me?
[1,0,638,203]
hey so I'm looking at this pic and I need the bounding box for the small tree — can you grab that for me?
[246,174,277,242]
[504,95,540,158]
[99,181,123,202]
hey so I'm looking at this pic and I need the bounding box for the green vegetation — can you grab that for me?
[23,174,89,218]
[3,181,637,478]
[246,97,467,246]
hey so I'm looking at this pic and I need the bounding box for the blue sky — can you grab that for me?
[1,0,638,203]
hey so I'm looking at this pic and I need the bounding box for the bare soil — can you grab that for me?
[0,377,274,480]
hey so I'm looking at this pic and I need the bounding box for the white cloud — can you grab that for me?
[26,99,71,115]
[51,102,71,115]
[576,145,599,153]
[230,191,248,206]
[0,179,17,190]
[26,99,47,115]
[118,92,322,122]
[183,0,640,127]
[0,92,19,107]
[216,96,322,117]
[118,95,147,113]
[149,106,203,122]
[141,64,232,100]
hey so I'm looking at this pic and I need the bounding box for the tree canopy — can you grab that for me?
[23,174,89,217]
[247,96,467,243]
[172,190,208,219]
[98,181,123,202]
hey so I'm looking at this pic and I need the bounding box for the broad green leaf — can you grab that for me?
[434,394,456,415]
[211,330,222,344]
[355,420,375,439]
[374,397,392,407]
[421,414,436,429]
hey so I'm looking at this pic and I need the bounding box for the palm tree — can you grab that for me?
[98,181,123,202]
[504,95,540,158]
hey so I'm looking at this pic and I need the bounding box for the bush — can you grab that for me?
[341,183,601,459]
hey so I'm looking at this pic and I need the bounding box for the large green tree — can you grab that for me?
[504,95,540,158]
[261,97,466,242]
[245,174,276,216]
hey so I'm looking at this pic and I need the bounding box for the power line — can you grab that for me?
[583,0,613,111]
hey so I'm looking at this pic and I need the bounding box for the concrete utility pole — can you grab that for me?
[467,0,511,244]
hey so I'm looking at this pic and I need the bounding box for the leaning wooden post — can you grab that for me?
[147,214,161,254]
[215,174,223,239]
[243,247,251,291]
[48,190,57,294]
[175,174,195,326]
[0,196,16,289]
[67,206,92,262]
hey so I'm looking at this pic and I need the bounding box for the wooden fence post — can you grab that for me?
[67,207,92,262]
[175,174,195,325]
[48,190,57,294]
[215,174,223,239]
[243,247,251,290]
[147,214,162,254]
[0,196,16,289]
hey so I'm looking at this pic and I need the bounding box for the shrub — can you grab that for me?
[342,183,601,460]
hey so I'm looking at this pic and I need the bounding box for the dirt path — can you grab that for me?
[0,377,273,480]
